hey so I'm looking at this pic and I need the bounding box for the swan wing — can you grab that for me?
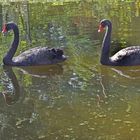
[111,46,140,65]
[13,47,57,65]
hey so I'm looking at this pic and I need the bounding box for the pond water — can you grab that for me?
[0,1,140,140]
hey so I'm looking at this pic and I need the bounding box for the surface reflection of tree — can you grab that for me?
[2,66,21,106]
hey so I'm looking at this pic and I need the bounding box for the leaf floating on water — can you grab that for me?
[126,103,131,113]
[53,95,64,99]
[38,135,46,139]
[123,121,133,124]
[114,119,122,122]
[120,98,125,101]
[97,114,106,118]
[67,128,73,131]
[90,112,97,115]
[91,73,95,77]
[79,123,85,126]
[79,121,88,126]
[64,135,70,138]
[89,127,95,131]
[107,107,112,111]
[16,118,27,126]
[130,128,134,131]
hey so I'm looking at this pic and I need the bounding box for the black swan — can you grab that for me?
[2,22,67,66]
[98,19,140,66]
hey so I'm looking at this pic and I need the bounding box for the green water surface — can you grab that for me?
[0,1,140,140]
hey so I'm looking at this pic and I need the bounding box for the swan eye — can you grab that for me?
[2,24,7,33]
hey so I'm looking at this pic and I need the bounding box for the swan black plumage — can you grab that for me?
[98,19,140,66]
[2,22,67,66]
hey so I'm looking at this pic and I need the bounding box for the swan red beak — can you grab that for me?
[98,24,104,32]
[2,24,7,33]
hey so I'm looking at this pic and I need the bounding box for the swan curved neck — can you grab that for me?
[3,24,19,65]
[100,22,112,65]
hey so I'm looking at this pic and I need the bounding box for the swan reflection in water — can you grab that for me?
[1,64,64,105]
[2,66,21,106]
[100,65,140,93]
[97,65,140,106]
[100,65,140,81]
[2,66,21,105]
[16,64,64,78]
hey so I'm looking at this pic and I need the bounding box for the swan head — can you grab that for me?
[2,22,17,34]
[48,48,67,64]
[98,19,111,32]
